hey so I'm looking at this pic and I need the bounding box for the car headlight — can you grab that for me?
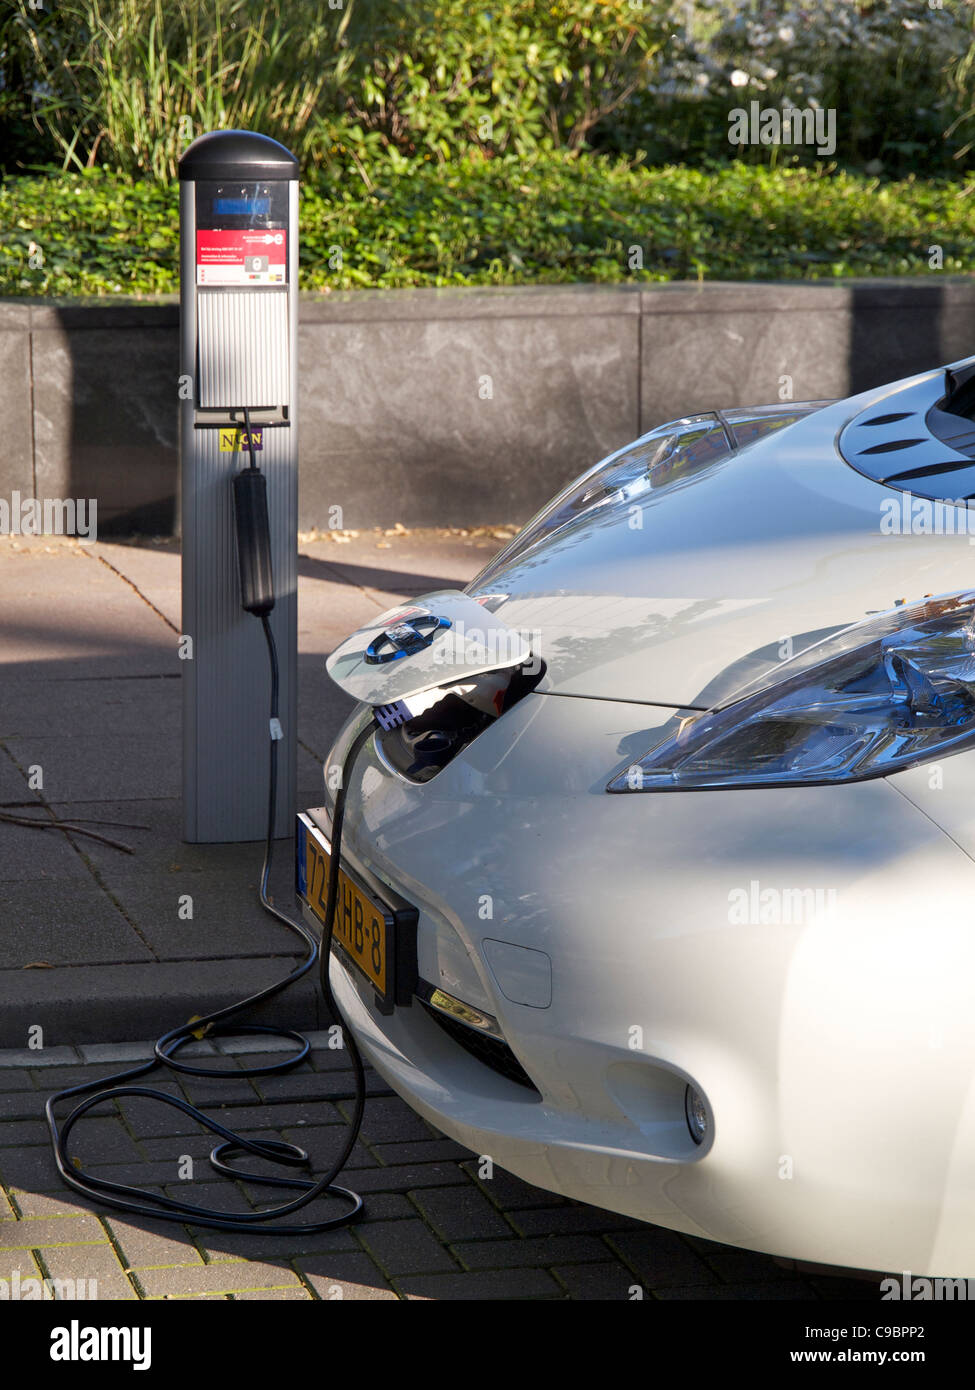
[608,591,975,792]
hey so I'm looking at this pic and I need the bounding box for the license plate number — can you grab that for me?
[297,816,394,1001]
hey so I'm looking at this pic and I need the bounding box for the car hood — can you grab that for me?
[466,365,975,709]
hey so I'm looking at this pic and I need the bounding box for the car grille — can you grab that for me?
[420,1002,540,1094]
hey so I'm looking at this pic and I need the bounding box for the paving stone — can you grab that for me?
[136,1259,303,1297]
[253,1072,364,1103]
[692,1242,807,1284]
[2,667,177,741]
[553,1262,646,1300]
[162,1292,232,1300]
[104,1216,204,1270]
[605,1229,720,1288]
[117,1091,233,1139]
[0,1252,47,1290]
[30,1065,124,1089]
[233,1287,314,1300]
[0,879,152,965]
[78,1042,157,1065]
[397,1268,563,1300]
[40,1241,137,1300]
[139,1129,301,1170]
[355,1193,413,1222]
[56,795,258,884]
[0,816,91,884]
[215,1035,308,1057]
[138,1133,246,1164]
[6,1188,108,1219]
[109,1078,185,1100]
[0,1188,13,1219]
[0,1048,80,1069]
[303,1031,352,1051]
[280,1130,376,1170]
[370,1139,473,1166]
[84,1160,199,1188]
[0,1069,36,1091]
[410,1184,516,1242]
[0,1214,109,1249]
[358,1218,462,1277]
[343,1096,433,1144]
[295,1251,395,1299]
[333,1164,469,1194]
[189,1148,359,1203]
[453,1234,610,1271]
[508,1204,645,1237]
[5,729,178,803]
[63,1115,146,1166]
[102,874,307,962]
[194,1224,359,1262]
[0,1089,50,1120]
[177,1077,262,1108]
[161,1182,257,1216]
[0,1120,50,1148]
[308,1048,374,1074]
[161,1101,343,1134]
[460,1160,567,1209]
[0,1144,61,1188]
[221,1053,318,1079]
[217,1044,355,1075]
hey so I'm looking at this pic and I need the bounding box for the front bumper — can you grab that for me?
[311,692,975,1276]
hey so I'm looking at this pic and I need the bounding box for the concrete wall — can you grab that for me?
[3,279,974,533]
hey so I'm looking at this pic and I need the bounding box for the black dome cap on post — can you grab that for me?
[179,130,299,181]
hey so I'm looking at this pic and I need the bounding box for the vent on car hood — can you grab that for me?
[839,361,975,501]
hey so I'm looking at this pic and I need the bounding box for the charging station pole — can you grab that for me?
[179,131,298,842]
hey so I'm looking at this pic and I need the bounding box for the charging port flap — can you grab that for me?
[325,589,532,707]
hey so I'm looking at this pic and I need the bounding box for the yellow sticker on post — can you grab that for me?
[219,427,263,453]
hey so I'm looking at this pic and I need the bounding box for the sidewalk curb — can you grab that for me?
[0,962,324,1049]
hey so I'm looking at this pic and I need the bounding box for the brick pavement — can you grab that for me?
[0,1035,884,1302]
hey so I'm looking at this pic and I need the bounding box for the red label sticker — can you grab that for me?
[196,229,287,286]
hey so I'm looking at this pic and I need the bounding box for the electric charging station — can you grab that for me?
[179,130,299,843]
[47,129,372,1238]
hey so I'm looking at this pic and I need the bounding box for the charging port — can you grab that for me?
[376,661,545,783]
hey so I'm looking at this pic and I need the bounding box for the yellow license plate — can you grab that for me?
[298,818,393,1000]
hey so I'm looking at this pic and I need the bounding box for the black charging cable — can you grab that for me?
[45,409,377,1235]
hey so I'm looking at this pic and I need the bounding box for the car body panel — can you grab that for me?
[468,369,974,708]
[313,691,975,1273]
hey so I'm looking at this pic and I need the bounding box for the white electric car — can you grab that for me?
[300,357,975,1277]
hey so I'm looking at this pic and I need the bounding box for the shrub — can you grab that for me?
[7,0,975,183]
[622,0,975,175]
[328,0,677,164]
[3,156,972,296]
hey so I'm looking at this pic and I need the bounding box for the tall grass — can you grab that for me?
[26,0,352,178]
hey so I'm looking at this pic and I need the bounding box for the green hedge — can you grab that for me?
[3,156,974,297]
